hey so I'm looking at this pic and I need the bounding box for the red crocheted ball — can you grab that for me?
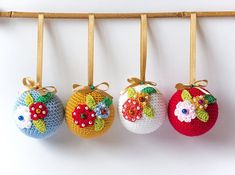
[168,87,218,136]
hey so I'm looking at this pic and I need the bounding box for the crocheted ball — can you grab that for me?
[65,90,114,138]
[168,87,218,136]
[14,90,64,139]
[118,85,166,134]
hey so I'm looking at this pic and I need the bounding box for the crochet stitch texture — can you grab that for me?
[119,85,166,134]
[66,91,114,138]
[168,88,218,136]
[14,90,64,139]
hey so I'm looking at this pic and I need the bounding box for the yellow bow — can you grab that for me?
[121,77,157,94]
[175,80,210,95]
[72,82,113,99]
[22,77,57,95]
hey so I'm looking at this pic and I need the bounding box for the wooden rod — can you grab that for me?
[1,11,235,19]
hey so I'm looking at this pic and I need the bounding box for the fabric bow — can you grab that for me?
[121,77,157,94]
[175,79,210,95]
[72,82,113,99]
[22,77,57,95]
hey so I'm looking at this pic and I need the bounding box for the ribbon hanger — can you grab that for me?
[36,14,44,88]
[22,14,56,95]
[189,13,197,84]
[121,14,156,94]
[72,14,111,97]
[175,13,209,94]
[140,14,147,82]
[88,14,95,87]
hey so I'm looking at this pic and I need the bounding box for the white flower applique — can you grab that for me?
[14,106,32,129]
[174,101,196,123]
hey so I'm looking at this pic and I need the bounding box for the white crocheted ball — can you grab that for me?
[118,85,166,134]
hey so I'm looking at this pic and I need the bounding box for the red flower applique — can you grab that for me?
[72,104,96,128]
[122,99,143,122]
[29,102,48,120]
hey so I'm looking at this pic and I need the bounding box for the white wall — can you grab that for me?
[1,1,235,175]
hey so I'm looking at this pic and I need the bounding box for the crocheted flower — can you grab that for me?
[192,95,208,110]
[122,99,143,122]
[14,106,32,129]
[29,102,48,120]
[93,102,110,119]
[174,100,196,122]
[72,104,96,128]
[136,92,150,106]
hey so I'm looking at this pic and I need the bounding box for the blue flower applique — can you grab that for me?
[93,102,110,119]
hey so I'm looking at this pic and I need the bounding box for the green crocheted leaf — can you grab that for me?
[94,118,105,131]
[181,90,192,101]
[33,119,46,133]
[204,94,216,104]
[25,93,34,106]
[127,87,136,98]
[143,106,154,119]
[141,87,157,95]
[36,92,53,103]
[86,95,96,109]
[102,97,112,107]
[196,109,209,122]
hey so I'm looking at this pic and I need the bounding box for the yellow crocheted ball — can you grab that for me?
[65,90,114,138]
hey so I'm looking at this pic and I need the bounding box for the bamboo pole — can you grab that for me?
[1,11,235,19]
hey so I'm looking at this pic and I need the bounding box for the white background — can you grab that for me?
[0,1,235,175]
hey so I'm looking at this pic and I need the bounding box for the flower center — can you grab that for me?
[198,99,204,105]
[181,109,188,114]
[101,109,107,115]
[128,110,134,115]
[36,109,41,114]
[139,97,145,102]
[18,115,24,121]
[80,113,87,119]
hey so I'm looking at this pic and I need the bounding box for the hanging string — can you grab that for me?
[73,14,111,97]
[140,14,147,82]
[36,14,44,88]
[22,14,57,95]
[175,13,209,94]
[121,14,157,94]
[88,14,95,86]
[189,13,197,84]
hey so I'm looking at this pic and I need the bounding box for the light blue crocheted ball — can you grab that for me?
[14,90,64,139]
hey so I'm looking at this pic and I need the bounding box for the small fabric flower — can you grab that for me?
[93,102,110,119]
[136,92,150,106]
[122,99,143,122]
[174,101,196,123]
[29,102,48,120]
[192,95,209,110]
[14,106,32,129]
[72,104,96,128]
